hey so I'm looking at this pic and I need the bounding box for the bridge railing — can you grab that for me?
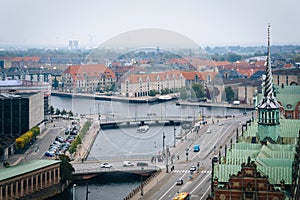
[86,154,156,161]
[99,115,195,124]
[73,166,159,175]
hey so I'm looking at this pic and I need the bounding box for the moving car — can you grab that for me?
[193,144,200,152]
[123,161,134,167]
[212,156,219,163]
[176,179,183,185]
[190,166,196,172]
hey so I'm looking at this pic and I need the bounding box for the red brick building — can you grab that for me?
[208,160,285,200]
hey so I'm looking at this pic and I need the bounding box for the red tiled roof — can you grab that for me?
[200,72,218,80]
[124,70,182,84]
[180,71,205,81]
[64,64,115,80]
[10,57,40,62]
[284,63,293,68]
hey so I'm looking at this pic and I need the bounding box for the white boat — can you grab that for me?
[158,95,172,102]
[137,125,150,133]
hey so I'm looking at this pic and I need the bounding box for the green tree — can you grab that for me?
[68,110,74,117]
[61,109,67,116]
[226,52,242,62]
[55,108,61,115]
[50,106,55,115]
[179,87,188,100]
[191,83,206,99]
[225,86,235,102]
[160,88,170,95]
[59,154,75,183]
[149,90,158,96]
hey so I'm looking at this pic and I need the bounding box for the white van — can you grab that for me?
[123,161,134,167]
[233,100,240,105]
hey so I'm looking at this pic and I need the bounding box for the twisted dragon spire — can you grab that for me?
[257,24,280,109]
[264,24,273,98]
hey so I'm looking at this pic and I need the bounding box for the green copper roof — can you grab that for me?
[257,85,300,111]
[0,160,60,181]
[275,85,300,111]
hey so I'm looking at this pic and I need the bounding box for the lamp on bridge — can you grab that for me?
[162,132,166,157]
[173,125,176,147]
[140,167,144,196]
[73,184,76,200]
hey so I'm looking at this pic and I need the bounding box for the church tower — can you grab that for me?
[256,24,281,143]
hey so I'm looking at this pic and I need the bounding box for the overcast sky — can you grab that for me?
[0,0,299,48]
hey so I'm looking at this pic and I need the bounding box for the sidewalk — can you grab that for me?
[126,170,167,200]
[72,119,99,162]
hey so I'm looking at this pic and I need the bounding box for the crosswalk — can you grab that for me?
[172,170,212,174]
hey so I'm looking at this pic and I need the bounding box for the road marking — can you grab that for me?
[158,173,186,200]
[199,185,211,200]
[172,170,211,174]
[190,172,211,194]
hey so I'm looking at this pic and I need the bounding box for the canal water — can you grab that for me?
[48,172,145,200]
[49,95,244,200]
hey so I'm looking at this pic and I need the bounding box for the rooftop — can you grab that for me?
[0,160,60,182]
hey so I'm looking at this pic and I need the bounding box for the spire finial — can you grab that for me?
[264,23,273,98]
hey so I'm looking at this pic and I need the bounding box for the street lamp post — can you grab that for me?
[162,132,166,157]
[185,148,189,161]
[140,167,144,196]
[166,145,169,173]
[73,184,76,200]
[173,125,176,147]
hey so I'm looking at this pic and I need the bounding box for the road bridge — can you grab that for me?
[99,115,195,129]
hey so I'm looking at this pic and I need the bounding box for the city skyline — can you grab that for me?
[0,0,299,48]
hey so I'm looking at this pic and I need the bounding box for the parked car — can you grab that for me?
[101,162,112,168]
[55,136,64,143]
[137,162,148,167]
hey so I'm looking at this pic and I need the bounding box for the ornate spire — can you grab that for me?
[257,24,280,109]
[264,24,273,98]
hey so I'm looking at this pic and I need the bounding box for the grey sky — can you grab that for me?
[0,0,299,47]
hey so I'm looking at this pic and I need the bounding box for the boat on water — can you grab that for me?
[158,95,172,102]
[137,125,150,133]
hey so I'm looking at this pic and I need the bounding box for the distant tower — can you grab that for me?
[69,40,73,50]
[73,40,78,49]
[256,24,281,143]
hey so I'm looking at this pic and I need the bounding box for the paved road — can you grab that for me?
[138,115,250,200]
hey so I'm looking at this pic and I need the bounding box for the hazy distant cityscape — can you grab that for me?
[1,0,300,199]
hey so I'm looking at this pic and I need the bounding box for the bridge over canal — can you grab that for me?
[99,115,195,128]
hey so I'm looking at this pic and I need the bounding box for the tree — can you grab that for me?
[226,52,242,62]
[55,108,61,115]
[191,83,206,99]
[179,87,188,100]
[225,86,235,102]
[160,88,170,95]
[59,154,75,183]
[68,110,74,117]
[50,106,55,115]
[149,90,158,96]
[61,109,67,116]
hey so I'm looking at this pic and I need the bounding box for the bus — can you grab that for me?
[173,192,190,200]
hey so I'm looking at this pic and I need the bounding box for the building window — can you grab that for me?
[286,104,292,109]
